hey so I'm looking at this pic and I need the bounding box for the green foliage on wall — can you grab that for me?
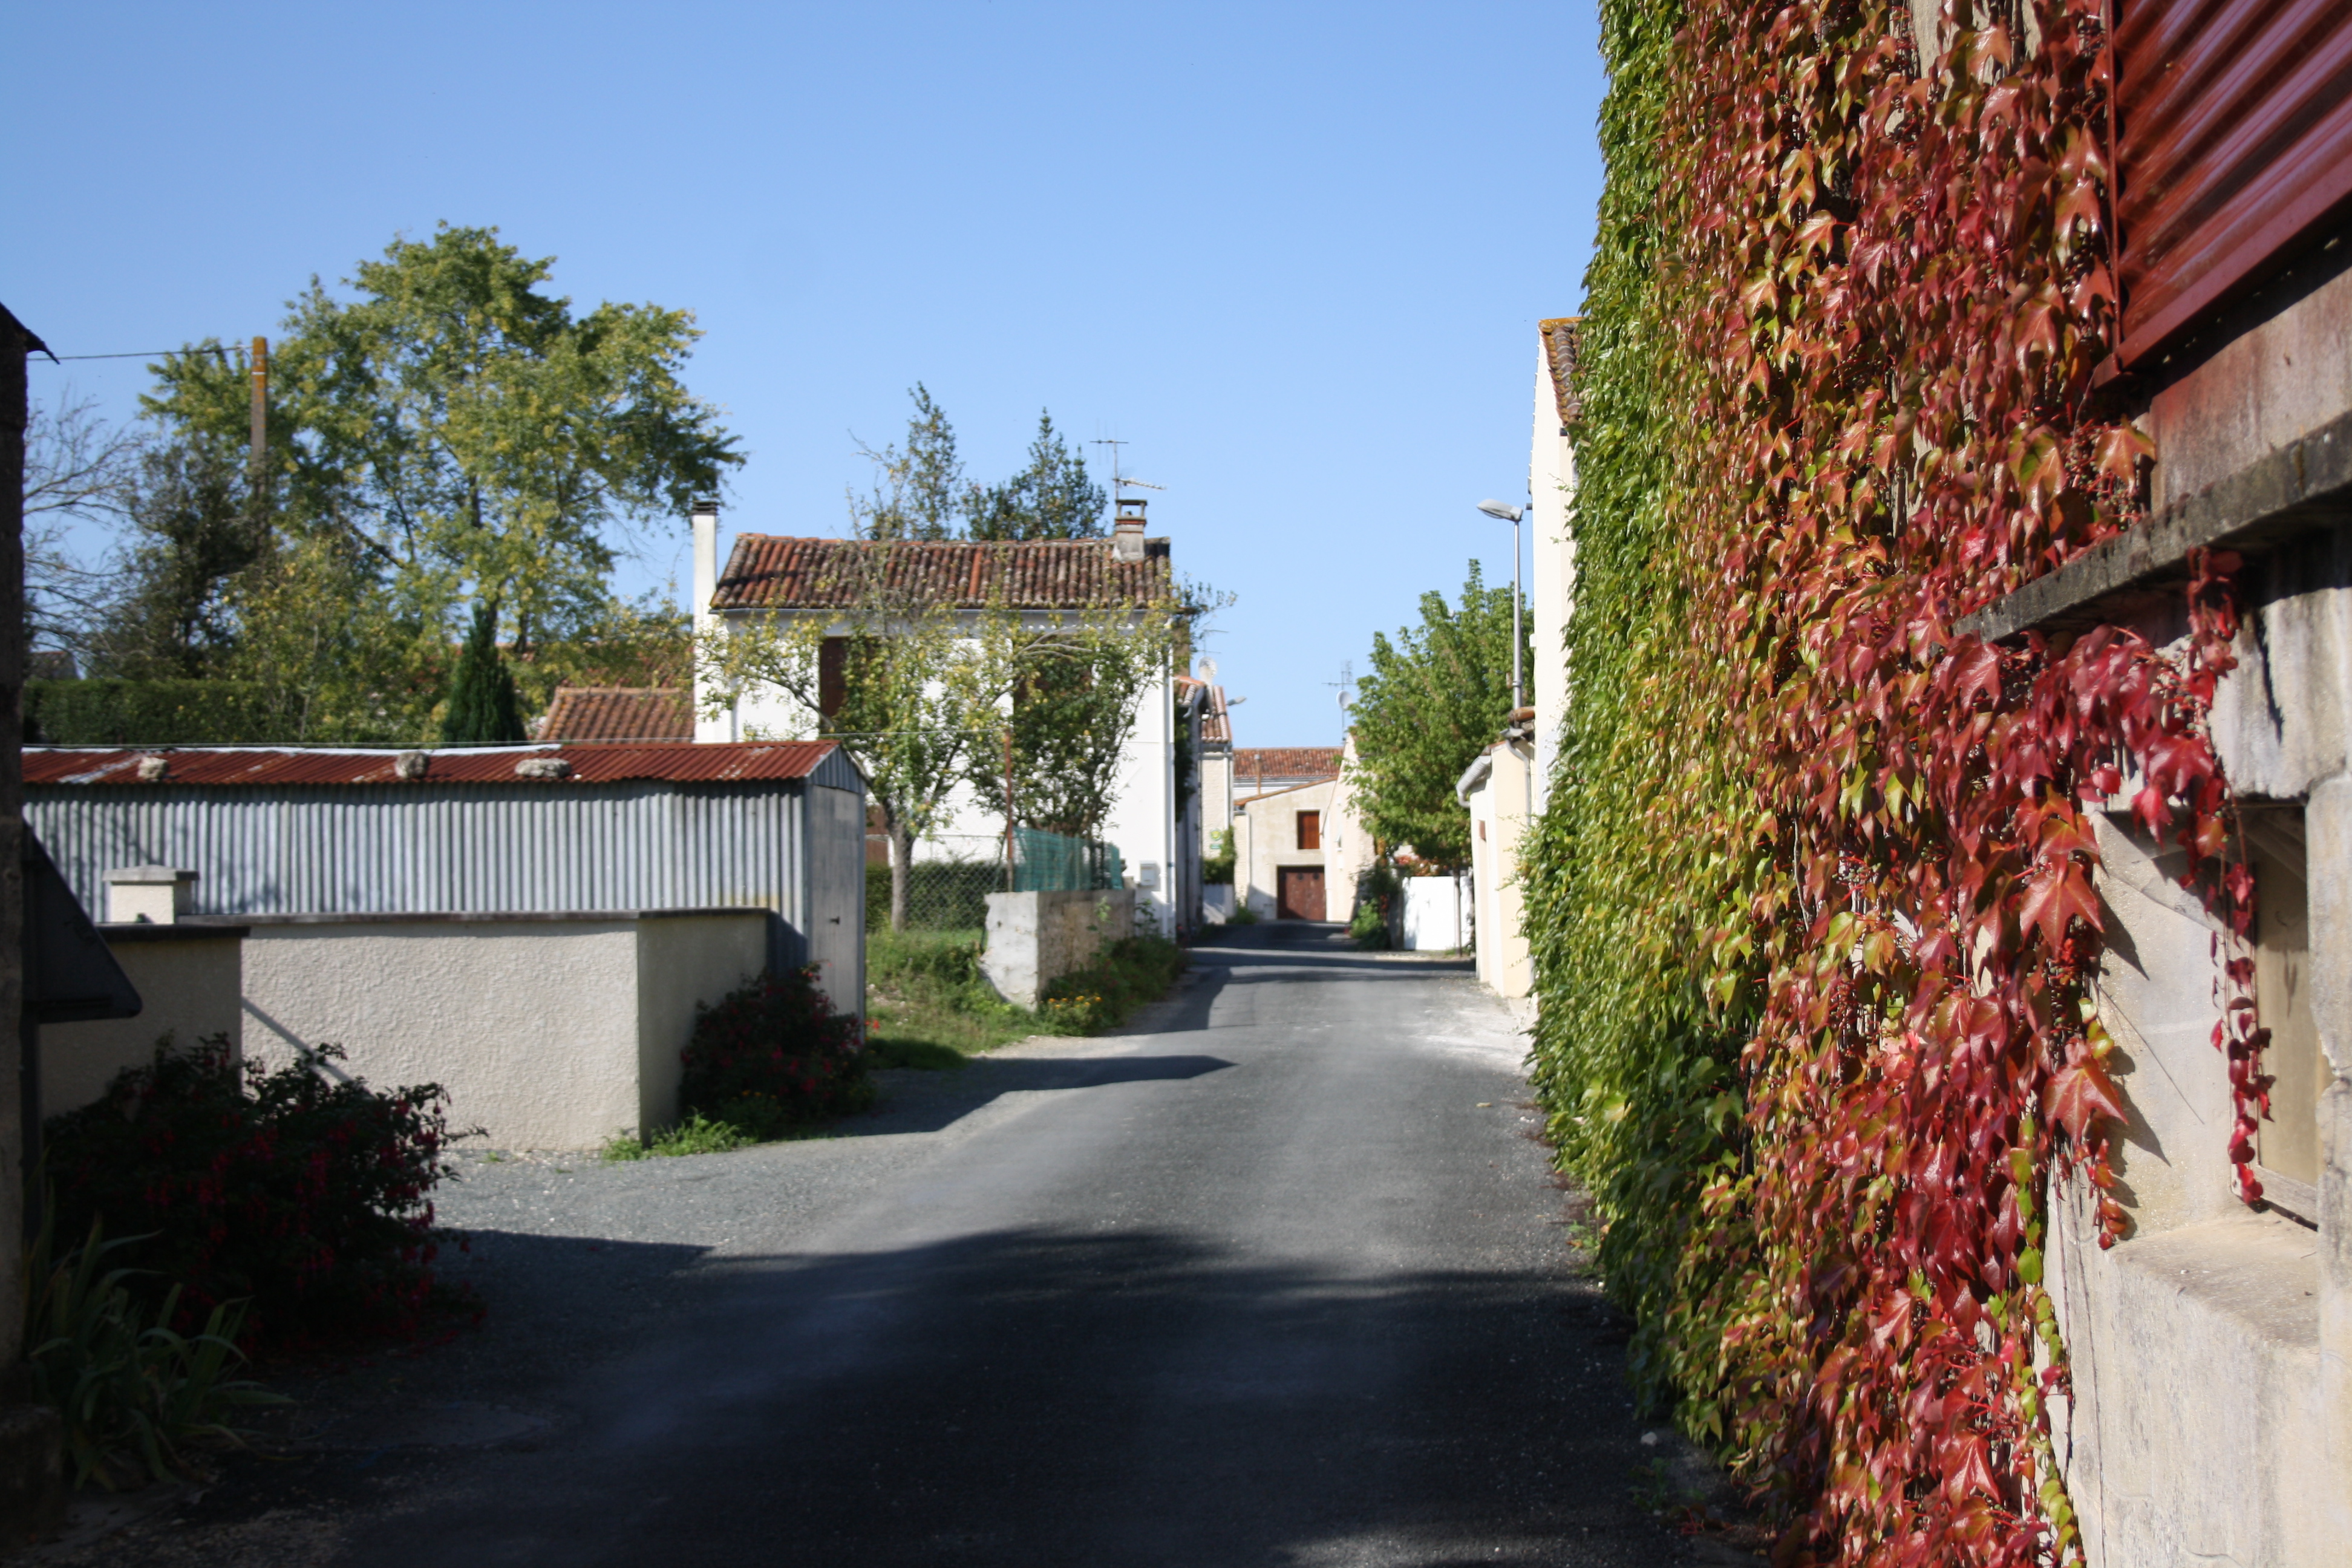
[1520,2,2257,1562]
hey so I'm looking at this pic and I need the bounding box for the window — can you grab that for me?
[1296,810,1321,851]
[818,638,847,719]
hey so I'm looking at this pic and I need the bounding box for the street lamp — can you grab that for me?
[1476,498,1524,712]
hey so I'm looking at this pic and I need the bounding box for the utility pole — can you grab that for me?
[248,336,269,514]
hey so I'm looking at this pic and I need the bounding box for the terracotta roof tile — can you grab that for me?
[1232,747,1342,782]
[539,687,692,743]
[25,742,841,788]
[710,535,1174,612]
[1540,317,1583,432]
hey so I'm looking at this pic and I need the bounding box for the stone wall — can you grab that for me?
[979,889,1137,1010]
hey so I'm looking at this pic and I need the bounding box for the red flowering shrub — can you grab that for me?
[44,1035,455,1347]
[676,968,872,1138]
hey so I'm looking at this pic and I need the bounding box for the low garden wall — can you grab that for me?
[232,909,769,1149]
[978,889,1137,1009]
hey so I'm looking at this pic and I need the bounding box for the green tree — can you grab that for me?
[967,412,1105,540]
[850,385,966,541]
[973,638,1158,838]
[142,224,739,730]
[1347,562,1528,869]
[441,601,525,743]
[83,439,270,679]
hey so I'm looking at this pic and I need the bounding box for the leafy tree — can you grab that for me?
[142,224,739,728]
[83,439,270,679]
[967,412,1105,540]
[1347,562,1529,869]
[972,638,1158,838]
[849,385,966,541]
[442,601,526,743]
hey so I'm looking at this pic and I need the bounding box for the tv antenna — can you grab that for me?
[1091,437,1166,498]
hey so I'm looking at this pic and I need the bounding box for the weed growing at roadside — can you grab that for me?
[601,1113,757,1162]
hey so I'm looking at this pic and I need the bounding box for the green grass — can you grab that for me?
[863,926,1187,1065]
[601,1112,757,1162]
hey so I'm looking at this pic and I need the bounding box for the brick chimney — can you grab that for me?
[1112,496,1148,563]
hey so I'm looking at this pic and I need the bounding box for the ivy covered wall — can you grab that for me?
[1521,2,2258,1562]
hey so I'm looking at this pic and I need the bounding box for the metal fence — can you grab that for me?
[867,828,1126,933]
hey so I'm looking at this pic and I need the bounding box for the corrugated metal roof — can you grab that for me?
[2115,0,2352,366]
[538,687,693,742]
[711,534,1175,611]
[25,741,841,788]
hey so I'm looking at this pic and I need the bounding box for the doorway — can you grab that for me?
[1276,866,1327,921]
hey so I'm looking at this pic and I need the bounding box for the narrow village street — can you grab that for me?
[67,924,1707,1567]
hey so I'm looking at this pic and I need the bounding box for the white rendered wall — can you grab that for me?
[42,929,245,1114]
[1238,779,1334,919]
[1529,344,1578,814]
[238,912,768,1149]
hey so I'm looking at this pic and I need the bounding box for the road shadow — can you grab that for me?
[855,1050,1236,1136]
[1195,921,1477,978]
[283,1223,1684,1568]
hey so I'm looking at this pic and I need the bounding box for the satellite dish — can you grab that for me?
[1198,658,1219,685]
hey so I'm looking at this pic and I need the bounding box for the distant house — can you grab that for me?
[538,687,692,743]
[690,499,1187,933]
[1228,742,1371,923]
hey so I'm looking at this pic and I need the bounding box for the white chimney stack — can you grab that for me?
[1112,495,1148,563]
[691,499,721,631]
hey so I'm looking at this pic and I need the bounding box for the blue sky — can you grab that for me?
[7,1,1603,745]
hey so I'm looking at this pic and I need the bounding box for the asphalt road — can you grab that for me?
[79,923,1700,1567]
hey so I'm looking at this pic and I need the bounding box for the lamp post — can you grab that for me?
[1476,498,1524,711]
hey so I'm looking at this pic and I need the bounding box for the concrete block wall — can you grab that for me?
[979,889,1137,1010]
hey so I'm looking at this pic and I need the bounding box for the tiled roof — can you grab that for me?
[1540,317,1582,432]
[25,742,841,788]
[1232,746,1342,782]
[539,687,692,743]
[710,534,1174,612]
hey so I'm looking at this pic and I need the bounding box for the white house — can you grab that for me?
[690,499,1187,935]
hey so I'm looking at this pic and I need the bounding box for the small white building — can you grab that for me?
[1229,742,1375,923]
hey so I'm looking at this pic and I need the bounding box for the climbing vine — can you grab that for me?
[1523,1,2262,1563]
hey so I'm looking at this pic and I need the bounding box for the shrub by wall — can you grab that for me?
[45,1037,455,1347]
[676,967,871,1135]
[1523,2,2253,1563]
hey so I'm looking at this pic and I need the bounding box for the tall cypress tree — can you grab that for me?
[442,600,525,743]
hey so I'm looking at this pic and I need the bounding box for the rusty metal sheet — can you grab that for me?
[2115,0,2352,367]
[22,740,842,788]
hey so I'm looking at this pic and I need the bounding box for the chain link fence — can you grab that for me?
[866,829,1126,933]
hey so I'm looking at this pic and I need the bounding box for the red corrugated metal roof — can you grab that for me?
[711,534,1174,611]
[24,742,841,788]
[538,687,693,742]
[2115,0,2352,366]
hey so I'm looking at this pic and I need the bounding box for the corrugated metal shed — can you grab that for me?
[24,742,867,1002]
[2115,0,2352,366]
